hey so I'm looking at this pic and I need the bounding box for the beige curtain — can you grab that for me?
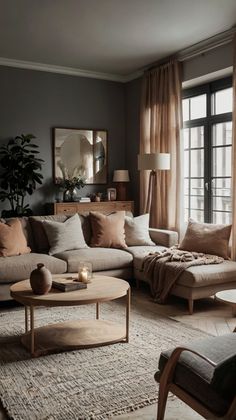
[140,59,183,231]
[231,36,236,260]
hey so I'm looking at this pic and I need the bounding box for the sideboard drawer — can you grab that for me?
[47,201,134,215]
[54,204,78,214]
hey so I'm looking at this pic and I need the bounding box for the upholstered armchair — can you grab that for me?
[155,330,236,419]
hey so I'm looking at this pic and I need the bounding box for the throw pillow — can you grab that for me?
[42,213,88,255]
[179,218,231,259]
[0,218,31,257]
[125,213,155,246]
[90,211,127,249]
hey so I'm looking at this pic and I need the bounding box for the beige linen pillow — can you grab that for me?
[125,213,155,246]
[179,219,231,259]
[43,213,88,255]
[90,211,127,249]
[0,218,31,257]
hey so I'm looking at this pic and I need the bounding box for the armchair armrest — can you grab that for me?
[149,228,178,248]
[156,346,216,386]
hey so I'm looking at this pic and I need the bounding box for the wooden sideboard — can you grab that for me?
[47,201,134,215]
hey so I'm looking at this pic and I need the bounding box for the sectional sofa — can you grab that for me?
[1,213,236,314]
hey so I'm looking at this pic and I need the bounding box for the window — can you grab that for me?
[183,77,233,224]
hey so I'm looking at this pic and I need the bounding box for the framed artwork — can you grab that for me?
[54,128,108,184]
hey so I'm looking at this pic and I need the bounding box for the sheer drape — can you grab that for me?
[231,36,236,260]
[140,60,183,231]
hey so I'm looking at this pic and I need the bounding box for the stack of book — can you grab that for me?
[52,278,87,292]
[78,197,91,202]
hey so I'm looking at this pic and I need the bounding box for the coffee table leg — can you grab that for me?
[96,302,100,320]
[30,305,35,356]
[25,306,29,333]
[126,287,131,343]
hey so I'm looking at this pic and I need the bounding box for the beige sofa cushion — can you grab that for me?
[126,245,166,271]
[29,215,67,253]
[125,214,155,246]
[179,219,231,259]
[0,253,66,284]
[55,248,133,272]
[177,260,236,288]
[42,214,88,255]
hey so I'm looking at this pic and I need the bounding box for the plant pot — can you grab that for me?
[63,188,80,202]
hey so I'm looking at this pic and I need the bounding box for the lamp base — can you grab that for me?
[116,183,127,201]
[144,170,156,214]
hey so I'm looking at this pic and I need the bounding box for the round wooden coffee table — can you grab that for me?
[215,289,236,316]
[10,274,130,357]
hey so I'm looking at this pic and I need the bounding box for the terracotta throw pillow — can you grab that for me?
[0,218,31,257]
[179,219,231,259]
[90,211,127,249]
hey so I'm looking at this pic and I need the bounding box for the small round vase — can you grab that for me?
[63,188,79,202]
[30,263,52,295]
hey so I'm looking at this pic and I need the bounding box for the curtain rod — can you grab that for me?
[147,27,236,72]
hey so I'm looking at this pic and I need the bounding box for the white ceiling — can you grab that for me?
[0,0,236,79]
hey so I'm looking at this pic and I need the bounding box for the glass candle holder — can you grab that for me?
[78,261,92,283]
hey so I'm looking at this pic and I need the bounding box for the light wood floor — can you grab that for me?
[0,285,235,420]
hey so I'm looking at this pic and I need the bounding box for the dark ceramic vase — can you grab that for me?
[30,263,52,295]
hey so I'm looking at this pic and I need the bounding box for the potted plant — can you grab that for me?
[0,134,44,217]
[55,161,86,202]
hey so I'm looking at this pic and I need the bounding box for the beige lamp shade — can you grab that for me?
[138,153,170,171]
[113,170,130,182]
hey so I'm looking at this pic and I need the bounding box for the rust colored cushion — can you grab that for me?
[90,211,127,249]
[0,218,31,257]
[179,219,231,259]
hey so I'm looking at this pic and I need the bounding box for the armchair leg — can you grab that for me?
[157,381,169,420]
[188,299,194,315]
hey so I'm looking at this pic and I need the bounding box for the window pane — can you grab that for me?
[212,211,231,224]
[212,178,231,197]
[184,179,189,194]
[184,128,189,149]
[190,149,204,177]
[212,122,232,146]
[191,126,204,148]
[183,99,190,122]
[184,150,189,177]
[184,195,189,209]
[190,94,206,120]
[212,196,231,212]
[212,146,231,177]
[190,178,204,196]
[190,209,204,222]
[212,88,233,115]
[190,196,204,210]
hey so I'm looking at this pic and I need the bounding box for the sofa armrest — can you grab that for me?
[149,228,178,248]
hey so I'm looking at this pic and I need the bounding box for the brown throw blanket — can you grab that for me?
[142,247,224,303]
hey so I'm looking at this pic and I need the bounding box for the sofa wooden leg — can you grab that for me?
[188,299,194,315]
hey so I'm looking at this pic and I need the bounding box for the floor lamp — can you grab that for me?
[138,153,170,214]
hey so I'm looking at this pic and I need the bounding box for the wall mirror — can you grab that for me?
[54,128,108,184]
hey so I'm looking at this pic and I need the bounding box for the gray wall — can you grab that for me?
[125,42,234,213]
[0,66,126,214]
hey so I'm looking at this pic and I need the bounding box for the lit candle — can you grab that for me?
[79,268,88,283]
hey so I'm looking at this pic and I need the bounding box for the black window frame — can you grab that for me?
[182,76,233,223]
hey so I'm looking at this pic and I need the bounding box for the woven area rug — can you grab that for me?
[0,298,209,420]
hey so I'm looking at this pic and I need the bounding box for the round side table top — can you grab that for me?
[10,274,130,307]
[215,289,236,305]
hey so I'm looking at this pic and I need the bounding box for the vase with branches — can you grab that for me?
[55,161,86,202]
[0,134,44,217]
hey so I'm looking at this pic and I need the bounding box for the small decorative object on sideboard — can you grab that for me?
[107,188,117,201]
[78,262,92,283]
[30,263,52,295]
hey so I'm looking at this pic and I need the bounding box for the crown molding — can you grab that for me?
[0,57,126,82]
[0,27,235,83]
